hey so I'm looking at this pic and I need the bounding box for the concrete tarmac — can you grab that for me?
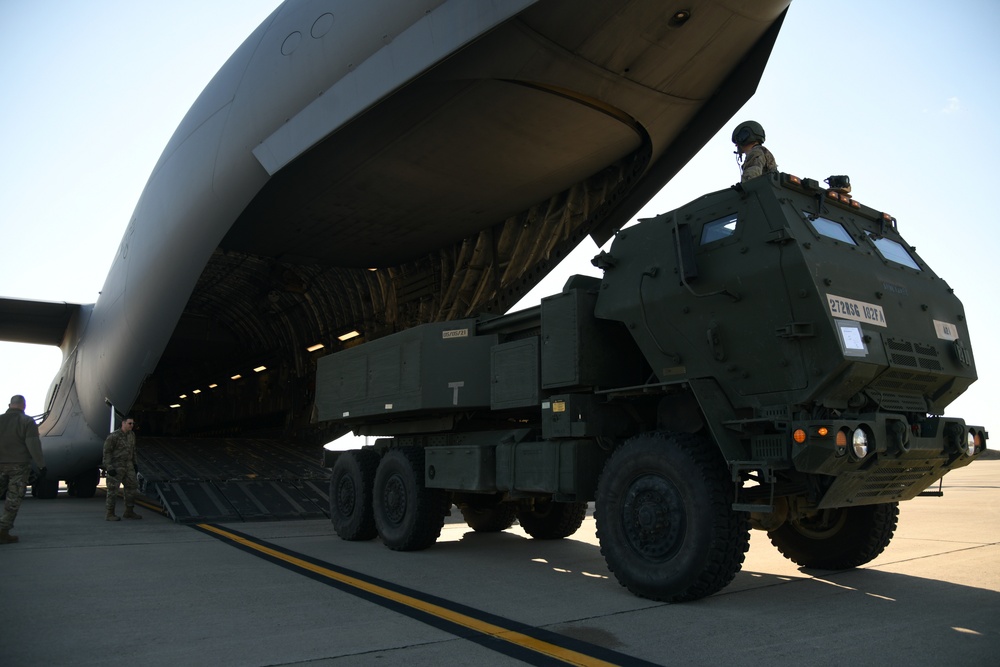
[2,457,997,666]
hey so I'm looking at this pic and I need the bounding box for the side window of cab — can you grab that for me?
[700,213,739,245]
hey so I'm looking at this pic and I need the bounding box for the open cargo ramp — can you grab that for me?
[136,438,330,523]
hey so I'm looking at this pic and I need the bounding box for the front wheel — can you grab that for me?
[768,502,899,569]
[595,432,750,602]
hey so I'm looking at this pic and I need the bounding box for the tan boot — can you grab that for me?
[0,528,19,544]
[106,509,120,522]
[122,507,142,520]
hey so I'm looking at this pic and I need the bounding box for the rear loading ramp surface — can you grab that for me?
[137,438,330,523]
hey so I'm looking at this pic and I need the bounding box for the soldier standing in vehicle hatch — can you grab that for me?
[732,120,777,183]
[103,416,142,521]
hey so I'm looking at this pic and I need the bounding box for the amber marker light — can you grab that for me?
[835,429,848,456]
[817,426,830,437]
[788,174,802,185]
[793,429,807,444]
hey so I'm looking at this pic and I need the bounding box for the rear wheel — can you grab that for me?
[516,499,587,539]
[768,502,899,569]
[461,498,517,533]
[330,449,379,541]
[373,448,448,551]
[595,432,750,602]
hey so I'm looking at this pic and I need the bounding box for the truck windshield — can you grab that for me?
[868,234,921,270]
[806,214,856,245]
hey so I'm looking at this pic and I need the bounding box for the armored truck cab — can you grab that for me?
[316,172,987,601]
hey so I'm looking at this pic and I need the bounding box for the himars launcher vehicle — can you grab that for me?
[316,171,988,602]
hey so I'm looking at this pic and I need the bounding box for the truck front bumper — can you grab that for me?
[788,414,987,508]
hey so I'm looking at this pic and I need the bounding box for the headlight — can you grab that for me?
[967,431,977,454]
[851,428,870,458]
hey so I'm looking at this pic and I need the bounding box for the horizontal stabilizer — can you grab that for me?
[0,297,81,346]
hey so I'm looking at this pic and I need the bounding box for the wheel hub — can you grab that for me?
[383,474,407,525]
[621,474,683,561]
[336,477,356,516]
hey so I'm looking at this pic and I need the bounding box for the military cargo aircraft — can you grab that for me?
[0,0,790,509]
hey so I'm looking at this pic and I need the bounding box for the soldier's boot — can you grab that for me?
[122,506,142,520]
[106,508,120,522]
[0,528,19,544]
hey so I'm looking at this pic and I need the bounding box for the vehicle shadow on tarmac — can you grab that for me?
[421,526,998,661]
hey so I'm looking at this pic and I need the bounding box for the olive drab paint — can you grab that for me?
[318,173,988,601]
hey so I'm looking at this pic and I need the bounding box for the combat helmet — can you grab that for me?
[731,120,765,146]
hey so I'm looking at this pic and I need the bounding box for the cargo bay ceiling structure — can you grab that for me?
[157,0,790,442]
[2,0,792,486]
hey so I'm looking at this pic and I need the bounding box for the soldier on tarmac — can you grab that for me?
[103,416,142,521]
[0,395,47,544]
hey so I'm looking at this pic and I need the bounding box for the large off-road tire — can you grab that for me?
[516,499,588,539]
[373,447,448,551]
[595,432,750,602]
[330,449,380,541]
[461,499,518,533]
[768,502,899,569]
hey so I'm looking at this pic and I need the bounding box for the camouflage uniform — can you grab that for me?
[740,144,777,183]
[0,406,46,535]
[103,427,139,517]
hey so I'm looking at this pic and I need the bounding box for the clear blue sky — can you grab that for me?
[1,1,997,433]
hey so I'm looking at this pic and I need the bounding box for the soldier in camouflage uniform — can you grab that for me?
[732,120,777,183]
[103,416,141,521]
[0,395,47,544]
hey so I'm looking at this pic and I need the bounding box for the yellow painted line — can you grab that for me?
[198,523,620,667]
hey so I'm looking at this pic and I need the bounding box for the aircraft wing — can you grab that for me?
[0,297,81,347]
